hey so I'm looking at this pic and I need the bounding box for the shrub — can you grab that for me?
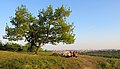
[97,61,111,69]
[0,42,21,52]
[43,49,48,52]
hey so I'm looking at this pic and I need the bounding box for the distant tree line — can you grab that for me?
[79,50,120,58]
[0,41,41,52]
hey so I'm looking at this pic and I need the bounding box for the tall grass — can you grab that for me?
[0,51,120,69]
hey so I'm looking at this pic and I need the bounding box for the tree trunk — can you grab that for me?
[35,46,40,54]
[29,40,34,52]
[29,44,33,52]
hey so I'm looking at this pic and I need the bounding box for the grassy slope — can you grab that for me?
[0,51,120,69]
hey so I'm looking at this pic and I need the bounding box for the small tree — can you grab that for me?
[4,5,75,54]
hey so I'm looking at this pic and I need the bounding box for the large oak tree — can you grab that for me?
[4,5,75,54]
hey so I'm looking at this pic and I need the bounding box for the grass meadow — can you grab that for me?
[0,51,120,69]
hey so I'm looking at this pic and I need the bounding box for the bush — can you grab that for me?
[0,41,4,50]
[0,42,21,52]
[43,49,48,52]
[97,61,110,69]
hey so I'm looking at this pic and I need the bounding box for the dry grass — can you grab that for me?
[0,51,120,69]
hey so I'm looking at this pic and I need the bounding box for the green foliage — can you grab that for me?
[22,43,31,52]
[0,41,3,46]
[43,49,48,52]
[97,61,111,69]
[0,41,4,50]
[4,5,75,53]
[0,42,21,52]
[79,50,120,58]
[6,43,21,51]
[106,59,120,69]
[22,45,29,52]
[0,41,44,52]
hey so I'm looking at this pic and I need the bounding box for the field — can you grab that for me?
[0,51,120,69]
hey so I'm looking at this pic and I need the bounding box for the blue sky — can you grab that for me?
[0,0,120,50]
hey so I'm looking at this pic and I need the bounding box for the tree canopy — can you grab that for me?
[4,5,75,54]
